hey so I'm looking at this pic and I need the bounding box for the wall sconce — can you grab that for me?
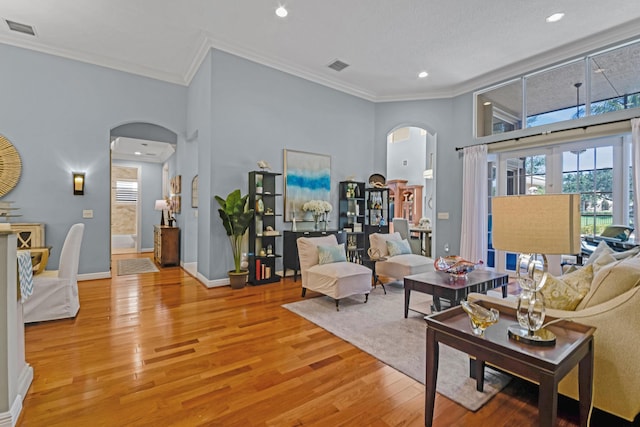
[73,172,85,195]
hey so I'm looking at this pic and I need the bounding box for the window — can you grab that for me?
[486,134,633,273]
[562,147,613,235]
[475,39,640,138]
[115,180,138,203]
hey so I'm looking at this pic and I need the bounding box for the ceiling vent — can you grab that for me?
[328,59,350,72]
[6,19,36,36]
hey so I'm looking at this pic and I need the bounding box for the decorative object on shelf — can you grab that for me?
[492,193,581,346]
[460,300,499,336]
[0,201,21,225]
[291,217,297,231]
[215,189,255,289]
[191,175,198,208]
[303,200,332,230]
[434,256,482,279]
[257,160,272,171]
[284,149,331,222]
[0,134,22,197]
[368,173,386,188]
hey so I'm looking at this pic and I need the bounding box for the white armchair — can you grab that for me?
[369,232,433,283]
[297,234,372,310]
[392,218,422,255]
[23,223,84,323]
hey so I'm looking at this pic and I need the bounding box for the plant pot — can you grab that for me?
[228,270,249,289]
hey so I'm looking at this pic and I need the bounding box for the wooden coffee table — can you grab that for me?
[403,270,508,317]
[424,301,595,427]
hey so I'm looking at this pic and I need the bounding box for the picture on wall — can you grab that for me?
[170,175,182,195]
[191,175,198,208]
[170,195,181,214]
[284,149,331,222]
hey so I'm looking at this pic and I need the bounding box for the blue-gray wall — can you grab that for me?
[189,50,376,280]
[1,41,477,281]
[0,43,187,275]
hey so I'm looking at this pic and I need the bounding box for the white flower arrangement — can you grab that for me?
[302,200,332,215]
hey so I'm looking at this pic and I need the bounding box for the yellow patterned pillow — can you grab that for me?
[540,264,593,310]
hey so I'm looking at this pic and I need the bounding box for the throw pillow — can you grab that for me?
[317,244,347,265]
[369,232,402,257]
[584,240,613,265]
[540,264,593,310]
[386,239,412,256]
[577,256,640,309]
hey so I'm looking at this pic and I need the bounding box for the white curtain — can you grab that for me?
[460,145,488,262]
[632,118,640,234]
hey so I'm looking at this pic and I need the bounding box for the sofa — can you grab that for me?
[368,231,434,281]
[469,240,640,422]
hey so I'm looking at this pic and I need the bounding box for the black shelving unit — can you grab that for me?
[364,187,390,255]
[338,180,366,263]
[248,171,282,285]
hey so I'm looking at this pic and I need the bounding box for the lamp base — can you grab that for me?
[507,324,556,346]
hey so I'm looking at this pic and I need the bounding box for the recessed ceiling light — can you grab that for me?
[483,101,492,106]
[593,68,606,74]
[275,6,288,18]
[418,71,429,79]
[545,12,565,23]
[134,151,142,156]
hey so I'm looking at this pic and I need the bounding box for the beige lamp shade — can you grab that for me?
[492,194,581,255]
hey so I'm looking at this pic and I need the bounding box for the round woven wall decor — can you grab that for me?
[0,135,22,197]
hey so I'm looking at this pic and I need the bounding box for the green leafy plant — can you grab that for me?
[215,189,255,273]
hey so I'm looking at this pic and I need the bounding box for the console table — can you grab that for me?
[283,230,344,280]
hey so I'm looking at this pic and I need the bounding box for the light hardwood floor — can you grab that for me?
[18,254,634,426]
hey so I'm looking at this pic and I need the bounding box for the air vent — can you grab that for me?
[328,59,349,72]
[5,19,36,36]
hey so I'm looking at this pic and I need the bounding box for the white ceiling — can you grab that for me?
[1,1,640,102]
[110,137,175,163]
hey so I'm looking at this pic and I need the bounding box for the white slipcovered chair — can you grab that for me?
[297,234,372,310]
[392,218,422,255]
[23,223,84,323]
[369,231,433,283]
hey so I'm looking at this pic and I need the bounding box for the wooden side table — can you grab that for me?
[424,301,595,427]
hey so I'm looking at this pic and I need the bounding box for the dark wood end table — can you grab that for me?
[404,269,508,316]
[424,301,595,427]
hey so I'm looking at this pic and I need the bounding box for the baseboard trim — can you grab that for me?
[197,272,229,288]
[79,271,111,281]
[0,364,33,427]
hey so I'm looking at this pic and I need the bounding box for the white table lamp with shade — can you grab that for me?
[491,193,581,346]
[155,199,169,226]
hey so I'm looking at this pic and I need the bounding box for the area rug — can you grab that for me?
[117,258,159,276]
[282,282,511,411]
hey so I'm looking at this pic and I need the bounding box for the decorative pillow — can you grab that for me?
[584,240,613,265]
[369,232,402,257]
[386,239,412,256]
[540,264,593,310]
[577,256,640,309]
[317,244,347,265]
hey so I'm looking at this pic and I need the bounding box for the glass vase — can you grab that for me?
[516,290,545,334]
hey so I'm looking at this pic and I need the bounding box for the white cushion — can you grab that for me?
[577,255,640,309]
[306,262,372,299]
[376,254,433,279]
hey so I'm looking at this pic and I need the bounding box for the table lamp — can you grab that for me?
[492,194,581,345]
[155,199,169,226]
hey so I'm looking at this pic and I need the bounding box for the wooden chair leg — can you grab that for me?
[302,287,307,297]
[335,299,340,311]
[364,294,369,303]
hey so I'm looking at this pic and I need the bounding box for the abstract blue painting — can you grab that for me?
[284,149,331,222]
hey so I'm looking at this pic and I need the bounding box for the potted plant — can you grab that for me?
[215,189,255,289]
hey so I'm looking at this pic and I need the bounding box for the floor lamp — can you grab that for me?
[492,193,581,345]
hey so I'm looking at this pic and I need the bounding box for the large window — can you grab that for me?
[476,39,640,137]
[487,134,633,273]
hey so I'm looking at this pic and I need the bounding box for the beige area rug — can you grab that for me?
[117,258,159,276]
[282,282,511,412]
